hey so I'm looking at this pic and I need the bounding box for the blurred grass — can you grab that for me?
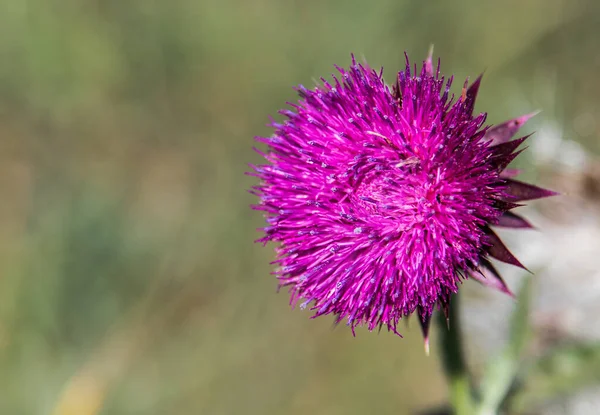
[0,0,599,414]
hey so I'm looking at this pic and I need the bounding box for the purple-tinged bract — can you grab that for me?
[250,53,555,341]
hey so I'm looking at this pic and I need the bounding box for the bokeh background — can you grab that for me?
[0,1,599,414]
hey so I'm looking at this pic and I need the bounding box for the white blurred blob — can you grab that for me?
[532,120,587,172]
[541,386,600,415]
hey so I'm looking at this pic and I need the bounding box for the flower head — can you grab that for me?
[250,52,555,342]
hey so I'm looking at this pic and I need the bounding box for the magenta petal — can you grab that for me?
[464,74,483,115]
[489,135,529,171]
[470,259,514,297]
[483,227,528,270]
[494,200,523,211]
[417,311,432,354]
[490,135,529,158]
[485,111,539,145]
[495,211,534,229]
[505,179,558,201]
[424,46,434,77]
[500,168,522,178]
[493,149,525,172]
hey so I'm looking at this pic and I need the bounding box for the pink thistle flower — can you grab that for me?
[249,52,555,342]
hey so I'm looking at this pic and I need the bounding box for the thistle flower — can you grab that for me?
[250,52,555,343]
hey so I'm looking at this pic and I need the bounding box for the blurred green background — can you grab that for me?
[0,1,598,414]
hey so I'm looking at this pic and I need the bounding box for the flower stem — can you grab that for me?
[437,294,475,415]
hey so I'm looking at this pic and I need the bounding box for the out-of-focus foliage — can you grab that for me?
[478,277,533,414]
[0,0,599,414]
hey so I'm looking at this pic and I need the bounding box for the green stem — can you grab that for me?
[437,294,475,415]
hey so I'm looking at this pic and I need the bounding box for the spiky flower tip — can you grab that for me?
[249,52,555,343]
